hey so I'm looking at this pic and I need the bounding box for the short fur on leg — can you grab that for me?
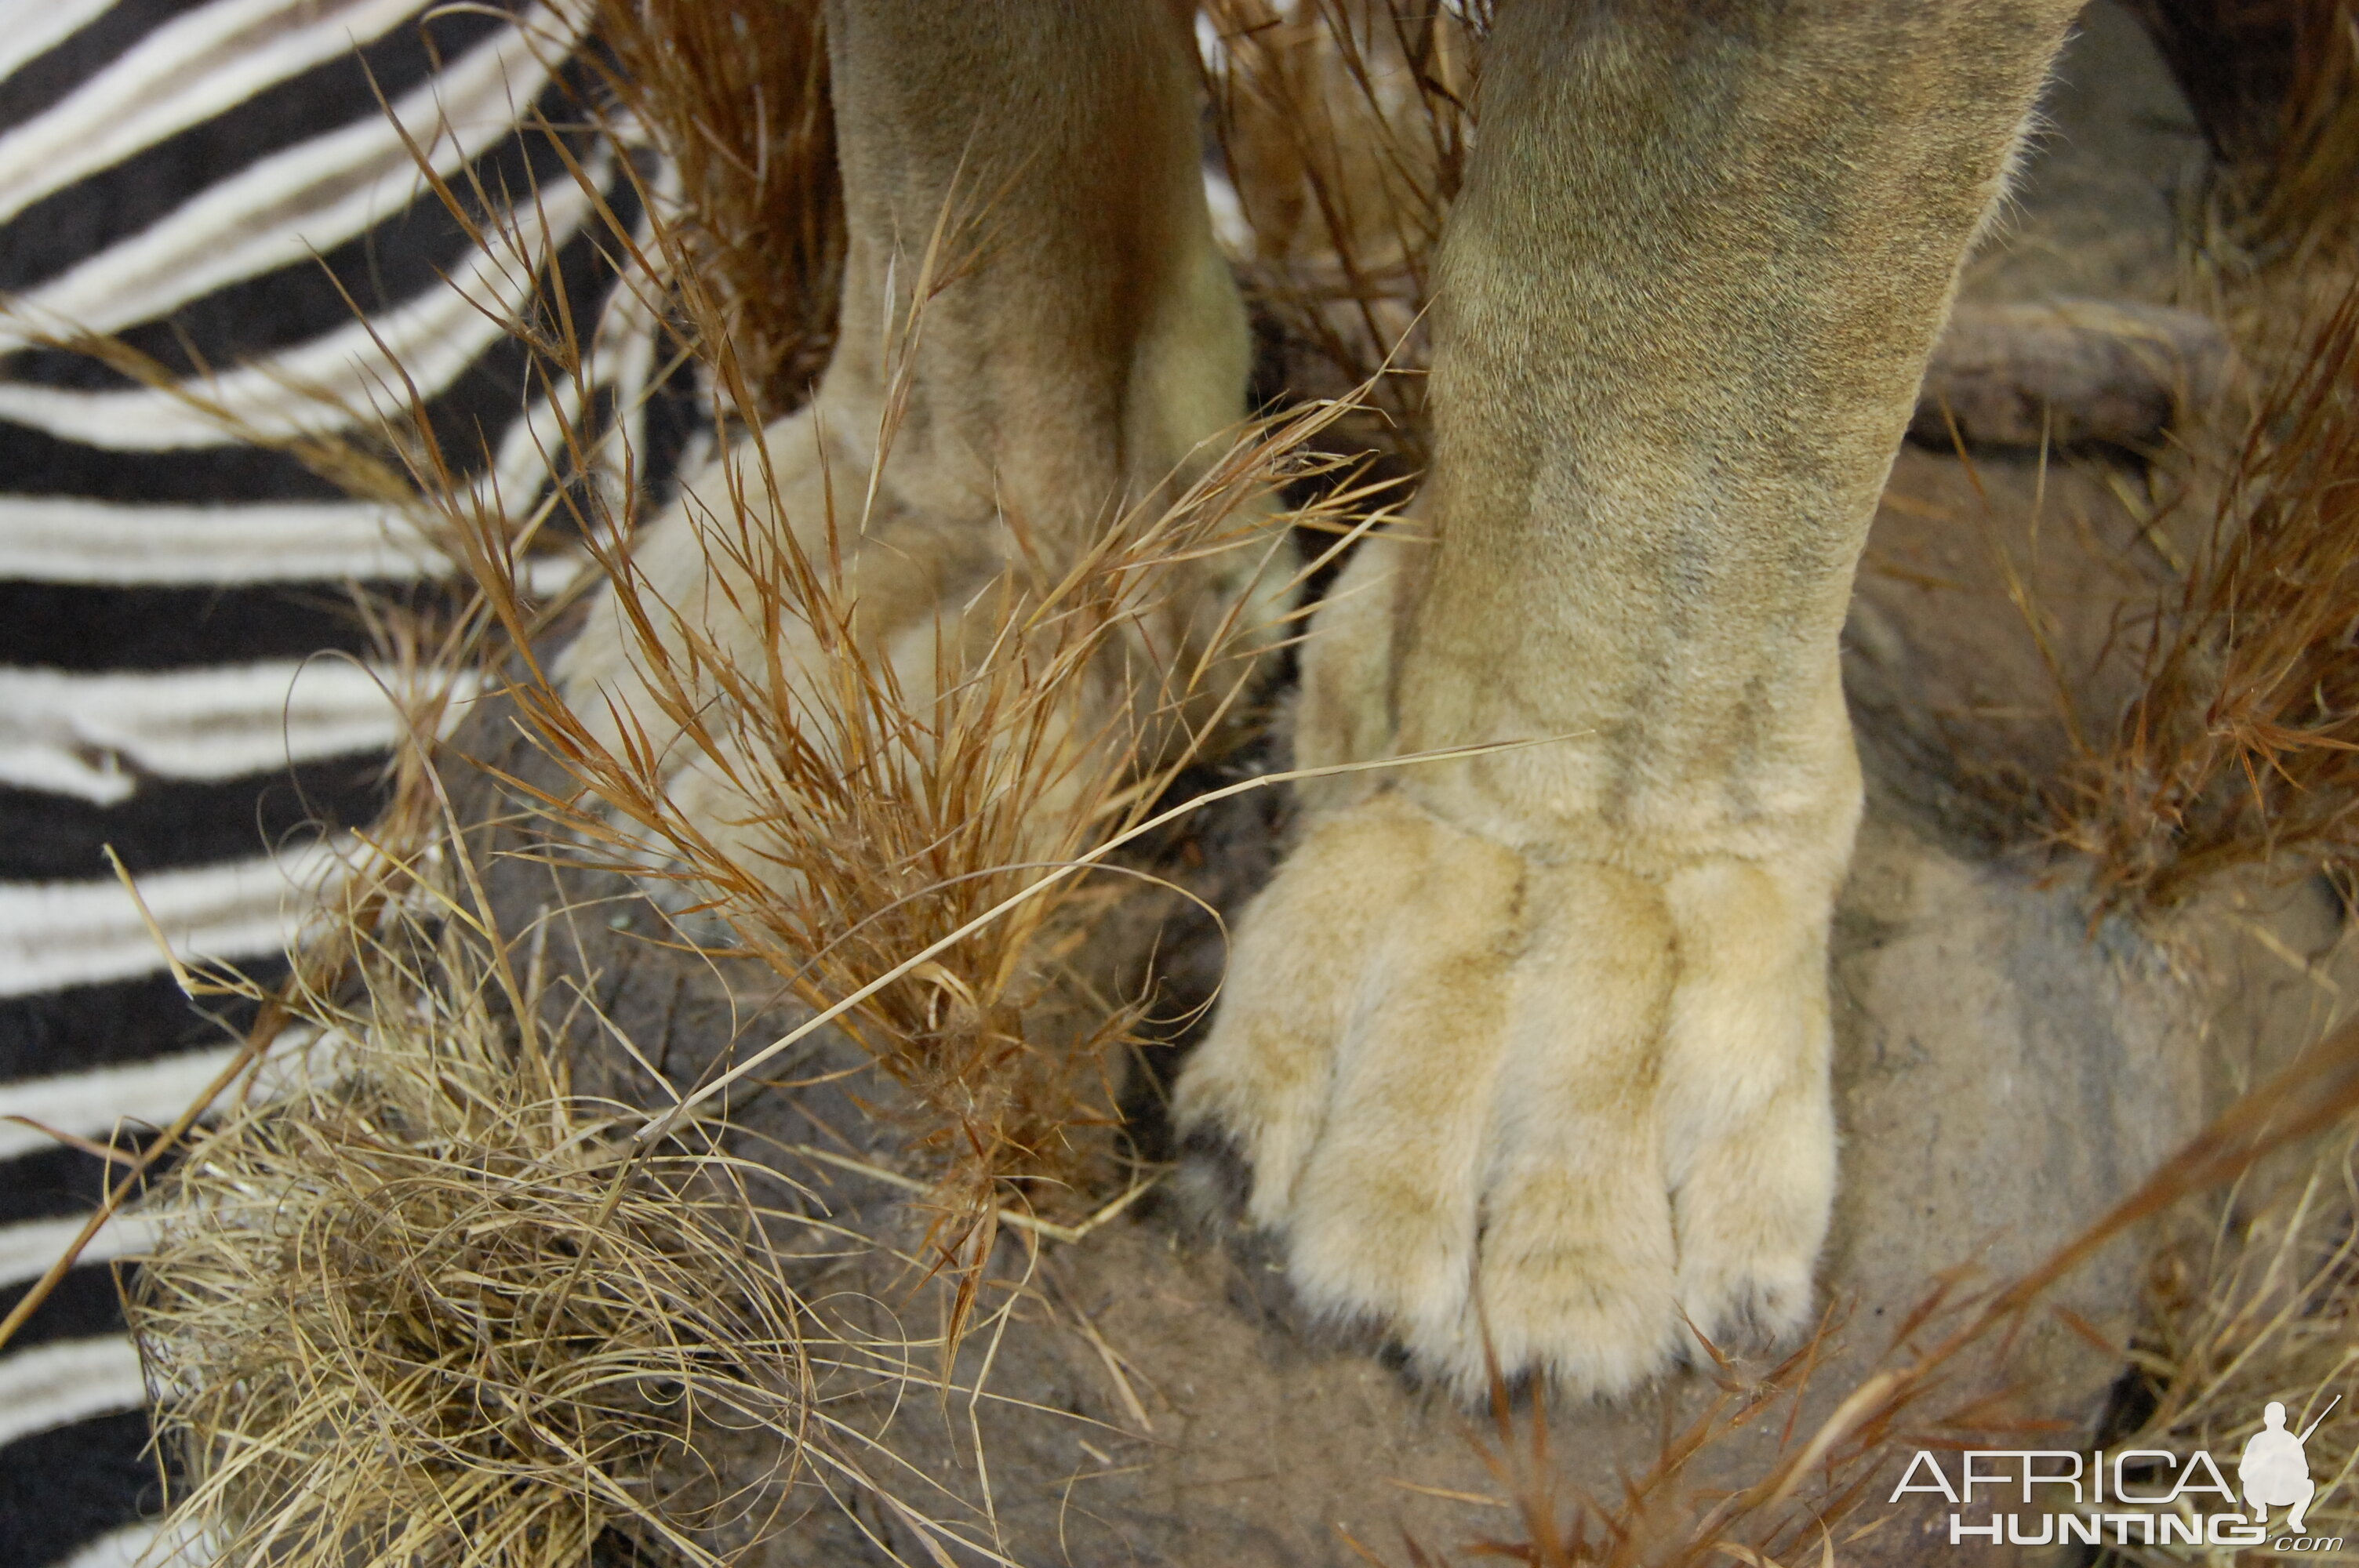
[558,1,1285,864]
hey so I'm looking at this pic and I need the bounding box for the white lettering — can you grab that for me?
[2114,1451,2179,1504]
[2005,1514,2055,1545]
[2210,1515,2267,1547]
[1901,1446,2272,1548]
[1963,1452,2011,1503]
[2021,1450,2084,1504]
[1891,1450,1959,1504]
[2168,1450,2236,1505]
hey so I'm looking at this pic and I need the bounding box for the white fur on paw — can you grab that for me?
[1176,791,1838,1401]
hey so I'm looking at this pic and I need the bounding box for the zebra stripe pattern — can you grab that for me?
[0,4,678,1559]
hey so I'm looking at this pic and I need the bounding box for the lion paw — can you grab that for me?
[1174,789,1837,1399]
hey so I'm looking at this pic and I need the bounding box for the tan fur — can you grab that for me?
[557,0,1277,858]
[565,1,2082,1398]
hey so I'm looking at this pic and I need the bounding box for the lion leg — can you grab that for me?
[560,2,1267,838]
[1180,0,2079,1396]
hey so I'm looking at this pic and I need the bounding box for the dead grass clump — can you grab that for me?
[489,387,1348,1258]
[2055,267,2359,909]
[125,815,1006,1568]
[132,924,801,1566]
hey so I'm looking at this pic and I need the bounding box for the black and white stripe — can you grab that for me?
[0,4,681,1559]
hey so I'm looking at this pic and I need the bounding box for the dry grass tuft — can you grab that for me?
[2054,266,2359,910]
[133,877,796,1567]
[480,383,1354,1269]
[125,808,1023,1568]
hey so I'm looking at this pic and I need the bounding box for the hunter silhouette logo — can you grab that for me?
[2242,1397,2335,1536]
[1891,1396,2342,1551]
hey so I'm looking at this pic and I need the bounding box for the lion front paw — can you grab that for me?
[1173,790,1837,1400]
